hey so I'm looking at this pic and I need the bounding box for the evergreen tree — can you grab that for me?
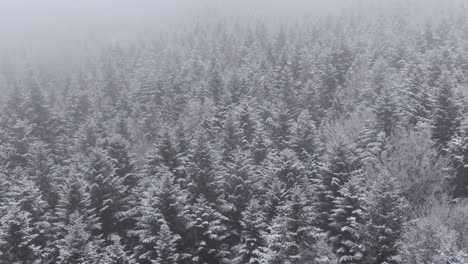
[208,66,224,106]
[448,122,468,198]
[103,236,132,264]
[265,149,305,189]
[222,149,255,243]
[262,177,285,225]
[24,76,51,142]
[55,172,100,237]
[187,134,220,203]
[133,184,166,263]
[105,135,138,189]
[238,103,256,149]
[86,148,131,238]
[0,203,42,263]
[155,221,181,264]
[251,123,270,165]
[56,212,101,264]
[232,199,267,264]
[155,168,186,235]
[7,175,54,260]
[402,63,433,128]
[317,139,361,232]
[374,89,399,137]
[432,70,462,146]
[158,131,181,175]
[183,196,230,264]
[27,140,59,208]
[264,185,321,264]
[328,173,366,264]
[221,112,241,162]
[63,79,92,134]
[361,173,408,264]
[269,104,294,150]
[290,110,320,163]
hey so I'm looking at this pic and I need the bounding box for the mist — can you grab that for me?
[1,1,468,263]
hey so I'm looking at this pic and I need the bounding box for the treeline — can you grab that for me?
[1,4,468,264]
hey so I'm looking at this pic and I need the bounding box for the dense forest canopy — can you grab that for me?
[1,0,468,263]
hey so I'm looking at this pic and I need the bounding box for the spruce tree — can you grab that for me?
[183,196,230,263]
[448,121,468,198]
[328,173,366,264]
[264,185,321,264]
[0,203,41,263]
[432,70,462,146]
[317,139,361,232]
[187,133,220,203]
[56,212,101,264]
[133,184,166,263]
[374,89,399,137]
[155,221,181,264]
[232,199,267,264]
[86,148,131,238]
[361,173,407,264]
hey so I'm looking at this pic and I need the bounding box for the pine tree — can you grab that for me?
[1,119,33,171]
[261,176,285,226]
[328,173,366,264]
[0,203,42,263]
[155,168,186,235]
[86,148,131,238]
[27,140,59,208]
[269,103,294,150]
[55,172,100,237]
[265,149,306,189]
[290,110,320,163]
[133,184,166,263]
[264,185,321,264]
[238,103,256,149]
[158,130,181,175]
[232,199,267,264]
[102,62,122,105]
[155,221,181,264]
[7,175,54,260]
[251,123,270,165]
[221,149,256,244]
[183,196,230,263]
[24,76,51,142]
[103,235,132,264]
[448,121,468,198]
[63,78,92,134]
[56,212,101,264]
[187,134,220,203]
[374,89,398,137]
[402,63,433,128]
[432,70,462,146]
[104,135,138,189]
[208,66,224,106]
[361,173,408,264]
[317,139,361,232]
[221,112,241,162]
[229,72,243,105]
[355,122,386,167]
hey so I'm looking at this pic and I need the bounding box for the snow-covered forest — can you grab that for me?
[1,0,468,263]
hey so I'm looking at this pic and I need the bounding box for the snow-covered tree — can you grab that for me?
[183,196,230,263]
[264,185,321,264]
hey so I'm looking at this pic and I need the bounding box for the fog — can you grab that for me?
[2,0,468,263]
[2,0,464,49]
[0,0,466,83]
[1,0,464,48]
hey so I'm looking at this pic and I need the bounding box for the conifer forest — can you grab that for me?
[1,0,468,263]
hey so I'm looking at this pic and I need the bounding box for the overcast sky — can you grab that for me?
[0,0,465,67]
